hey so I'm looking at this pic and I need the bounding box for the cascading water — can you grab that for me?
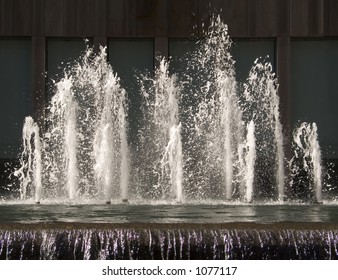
[1,226,338,260]
[11,16,327,204]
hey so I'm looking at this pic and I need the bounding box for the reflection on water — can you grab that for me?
[0,204,336,224]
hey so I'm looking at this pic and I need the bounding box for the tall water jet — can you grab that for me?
[119,102,129,202]
[14,117,42,203]
[94,123,114,202]
[49,77,79,200]
[138,58,183,201]
[271,78,285,201]
[65,104,78,200]
[290,122,322,203]
[243,60,284,199]
[161,123,183,202]
[92,66,129,203]
[218,70,241,200]
[243,120,256,203]
[179,15,244,200]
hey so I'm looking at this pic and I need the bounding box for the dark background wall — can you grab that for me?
[1,0,338,127]
[2,0,338,37]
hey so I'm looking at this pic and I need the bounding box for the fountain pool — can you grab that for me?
[1,203,338,260]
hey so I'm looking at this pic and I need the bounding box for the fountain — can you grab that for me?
[14,49,130,204]
[10,16,324,204]
[0,16,337,260]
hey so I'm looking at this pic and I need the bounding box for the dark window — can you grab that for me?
[291,40,338,158]
[108,38,154,146]
[0,39,32,158]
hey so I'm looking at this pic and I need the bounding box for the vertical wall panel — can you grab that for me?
[247,0,259,37]
[197,0,214,35]
[107,0,161,37]
[168,0,199,37]
[328,0,338,35]
[133,0,157,36]
[32,0,44,35]
[308,0,324,36]
[154,0,168,36]
[107,0,125,36]
[63,0,77,36]
[278,0,290,36]
[94,0,107,50]
[222,0,248,37]
[45,0,63,36]
[76,0,94,37]
[0,0,13,35]
[259,0,277,37]
[291,0,309,36]
[12,0,32,35]
[95,0,106,37]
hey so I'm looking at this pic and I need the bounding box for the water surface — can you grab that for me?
[1,203,338,224]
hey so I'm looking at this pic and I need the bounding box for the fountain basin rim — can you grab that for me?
[1,222,338,231]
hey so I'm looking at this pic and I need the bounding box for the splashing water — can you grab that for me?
[181,16,245,200]
[14,117,42,202]
[14,47,129,203]
[1,227,337,260]
[12,16,327,204]
[243,60,285,200]
[138,58,183,201]
[290,122,322,203]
